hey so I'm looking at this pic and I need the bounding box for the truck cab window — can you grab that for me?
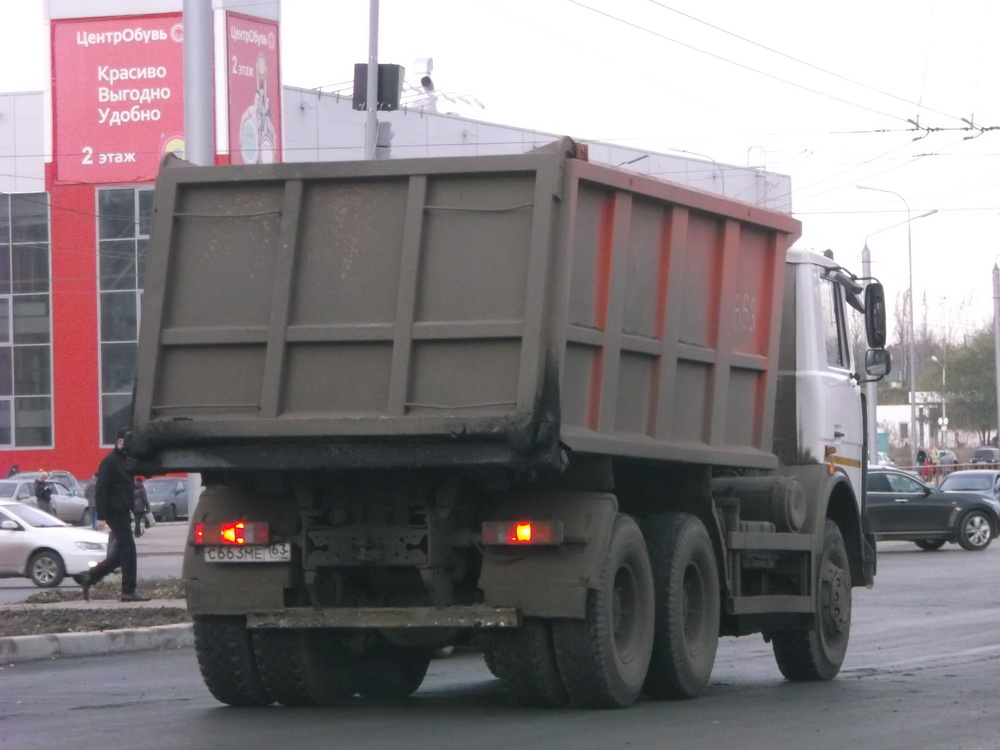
[820,278,849,368]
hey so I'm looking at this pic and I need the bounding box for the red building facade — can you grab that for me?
[2,3,281,479]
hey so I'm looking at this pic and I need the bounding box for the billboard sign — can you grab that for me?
[51,14,185,184]
[226,13,281,165]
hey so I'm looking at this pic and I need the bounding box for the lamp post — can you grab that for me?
[993,262,1000,446]
[931,354,947,447]
[858,185,917,468]
[861,208,938,463]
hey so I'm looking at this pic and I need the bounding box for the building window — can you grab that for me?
[97,187,152,445]
[0,193,53,448]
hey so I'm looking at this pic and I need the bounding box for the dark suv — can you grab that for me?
[970,447,1000,469]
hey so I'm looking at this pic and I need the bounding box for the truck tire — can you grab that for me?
[482,641,501,678]
[487,619,569,707]
[193,615,273,706]
[641,513,720,699]
[770,520,851,681]
[356,643,432,699]
[252,628,359,706]
[551,513,655,708]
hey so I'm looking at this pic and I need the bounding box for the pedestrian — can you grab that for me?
[34,470,55,516]
[72,429,150,602]
[930,446,941,483]
[133,476,150,537]
[5,463,18,478]
[84,472,98,530]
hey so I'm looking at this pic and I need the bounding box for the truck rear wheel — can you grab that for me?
[641,513,720,699]
[193,615,273,706]
[356,643,432,699]
[252,628,359,706]
[481,641,501,678]
[488,619,569,707]
[770,520,851,681]
[551,513,654,708]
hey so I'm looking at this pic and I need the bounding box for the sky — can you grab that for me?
[2,0,999,344]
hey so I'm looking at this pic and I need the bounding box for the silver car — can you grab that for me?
[0,478,92,525]
[13,470,88,498]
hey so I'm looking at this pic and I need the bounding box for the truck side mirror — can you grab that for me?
[864,282,887,348]
[865,348,891,378]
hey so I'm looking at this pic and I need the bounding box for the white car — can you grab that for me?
[0,501,108,587]
[0,478,92,525]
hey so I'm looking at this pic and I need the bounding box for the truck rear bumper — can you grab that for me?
[246,606,521,630]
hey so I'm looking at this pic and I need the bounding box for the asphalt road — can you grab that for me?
[2,539,998,749]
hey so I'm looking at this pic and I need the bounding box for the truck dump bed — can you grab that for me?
[132,140,801,472]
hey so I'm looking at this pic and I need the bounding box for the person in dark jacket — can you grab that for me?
[133,476,150,537]
[6,464,18,478]
[34,471,55,516]
[72,430,149,602]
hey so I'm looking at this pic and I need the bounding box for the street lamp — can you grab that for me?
[931,354,947,447]
[994,261,1000,447]
[858,185,917,467]
[860,208,938,463]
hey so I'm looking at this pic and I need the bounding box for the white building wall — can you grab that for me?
[281,85,793,212]
[0,92,46,194]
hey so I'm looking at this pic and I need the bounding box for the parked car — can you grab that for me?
[970,447,1000,469]
[0,500,108,587]
[876,451,896,466]
[12,470,87,498]
[936,449,957,466]
[0,478,92,526]
[937,469,1000,503]
[866,466,1000,551]
[143,477,190,521]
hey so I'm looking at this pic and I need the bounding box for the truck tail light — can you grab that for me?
[193,521,270,546]
[481,520,563,546]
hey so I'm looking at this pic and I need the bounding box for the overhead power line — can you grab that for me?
[644,0,970,128]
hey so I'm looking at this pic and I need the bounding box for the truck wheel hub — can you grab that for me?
[820,561,851,634]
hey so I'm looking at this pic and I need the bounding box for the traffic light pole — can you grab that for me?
[365,0,379,160]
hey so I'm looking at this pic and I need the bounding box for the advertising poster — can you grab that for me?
[51,14,185,184]
[226,13,281,165]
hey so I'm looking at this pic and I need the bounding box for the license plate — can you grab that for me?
[203,543,291,563]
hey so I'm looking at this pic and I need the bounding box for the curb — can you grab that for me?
[0,623,194,664]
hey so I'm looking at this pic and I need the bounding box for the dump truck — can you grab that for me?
[130,139,890,709]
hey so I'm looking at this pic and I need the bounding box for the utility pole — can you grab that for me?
[862,244,878,464]
[365,0,379,160]
[183,0,214,166]
[858,186,917,467]
[993,263,1000,445]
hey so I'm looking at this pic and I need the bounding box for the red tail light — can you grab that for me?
[481,520,563,546]
[193,521,270,546]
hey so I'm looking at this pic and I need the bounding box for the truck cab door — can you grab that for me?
[816,274,864,485]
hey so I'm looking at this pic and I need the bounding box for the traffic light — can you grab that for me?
[375,120,393,159]
[352,64,405,111]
